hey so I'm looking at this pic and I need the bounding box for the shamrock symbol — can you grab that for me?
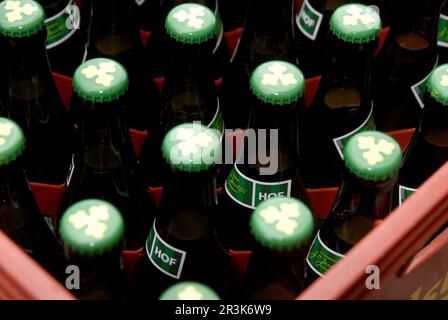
[4,0,38,23]
[173,5,205,29]
[68,205,110,240]
[262,63,298,87]
[174,128,214,156]
[177,286,203,300]
[357,136,396,165]
[0,123,13,146]
[260,202,301,235]
[440,68,448,87]
[81,61,117,87]
[342,5,377,28]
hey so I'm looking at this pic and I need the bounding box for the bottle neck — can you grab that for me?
[75,96,132,160]
[163,38,217,100]
[89,0,142,57]
[2,31,55,98]
[418,96,448,137]
[319,36,376,109]
[242,0,296,64]
[334,169,398,221]
[158,168,218,224]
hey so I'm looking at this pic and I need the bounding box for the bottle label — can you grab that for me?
[207,101,225,139]
[411,56,439,109]
[398,185,417,206]
[45,0,80,50]
[306,230,345,277]
[296,0,324,41]
[438,13,448,48]
[333,103,375,159]
[146,221,187,280]
[225,165,292,210]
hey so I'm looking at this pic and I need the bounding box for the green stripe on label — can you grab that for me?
[225,165,292,209]
[306,230,344,277]
[398,185,417,206]
[296,0,323,41]
[333,103,375,159]
[147,221,187,280]
[45,1,79,49]
[438,14,448,48]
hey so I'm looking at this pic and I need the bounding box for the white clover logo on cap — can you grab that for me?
[177,286,203,300]
[357,135,396,166]
[260,202,301,236]
[69,205,110,240]
[4,0,38,23]
[81,61,117,87]
[262,62,298,87]
[173,5,206,29]
[0,122,13,146]
[342,5,377,29]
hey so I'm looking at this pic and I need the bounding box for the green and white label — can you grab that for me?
[296,0,323,41]
[207,101,224,139]
[333,103,375,159]
[438,14,448,48]
[225,165,291,210]
[306,230,344,277]
[411,56,439,109]
[398,185,417,206]
[146,222,187,280]
[45,0,79,49]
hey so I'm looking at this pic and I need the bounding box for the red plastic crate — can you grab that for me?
[0,18,446,300]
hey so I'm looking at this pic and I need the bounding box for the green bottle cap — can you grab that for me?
[344,131,402,182]
[73,58,129,103]
[330,3,381,44]
[0,117,25,166]
[165,3,217,44]
[427,64,448,106]
[59,199,125,256]
[250,61,305,106]
[0,0,45,38]
[250,197,314,252]
[159,282,221,300]
[162,123,221,172]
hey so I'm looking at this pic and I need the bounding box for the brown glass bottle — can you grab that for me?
[84,0,161,131]
[219,61,309,251]
[374,0,443,131]
[243,197,314,300]
[219,0,298,130]
[59,199,128,300]
[438,0,448,64]
[38,0,86,76]
[305,131,402,284]
[132,123,237,300]
[0,0,74,185]
[301,3,380,188]
[138,3,224,188]
[0,117,67,282]
[60,58,156,250]
[396,64,448,207]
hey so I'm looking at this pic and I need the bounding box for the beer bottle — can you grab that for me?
[61,58,156,250]
[294,0,355,78]
[397,64,448,206]
[132,123,236,300]
[59,199,128,300]
[374,0,443,131]
[220,0,298,130]
[159,282,221,300]
[301,3,380,188]
[305,131,402,283]
[138,3,224,188]
[145,0,229,80]
[219,60,309,251]
[0,0,73,185]
[438,0,448,64]
[244,197,314,300]
[38,0,85,76]
[84,0,161,131]
[0,117,67,280]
